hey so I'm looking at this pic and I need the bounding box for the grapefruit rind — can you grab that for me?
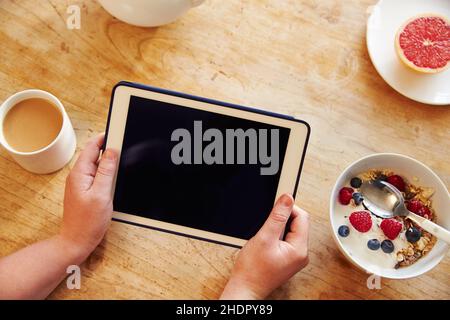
[395,14,450,74]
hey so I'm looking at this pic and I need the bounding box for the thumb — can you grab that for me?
[257,194,294,240]
[93,149,118,193]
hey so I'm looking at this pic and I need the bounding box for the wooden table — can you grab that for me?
[0,0,449,299]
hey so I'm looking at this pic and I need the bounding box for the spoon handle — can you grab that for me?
[407,212,450,245]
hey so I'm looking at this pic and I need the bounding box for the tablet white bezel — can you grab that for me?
[106,83,309,247]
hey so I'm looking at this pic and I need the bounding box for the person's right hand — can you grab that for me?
[0,134,119,300]
[220,194,310,299]
[59,134,119,260]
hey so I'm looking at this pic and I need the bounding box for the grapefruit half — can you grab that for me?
[395,14,450,74]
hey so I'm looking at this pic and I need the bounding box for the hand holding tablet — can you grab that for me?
[221,194,310,299]
[104,81,310,247]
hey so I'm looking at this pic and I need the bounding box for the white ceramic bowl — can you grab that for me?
[98,0,205,27]
[330,153,449,279]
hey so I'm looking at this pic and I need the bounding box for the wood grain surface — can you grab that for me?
[0,0,449,299]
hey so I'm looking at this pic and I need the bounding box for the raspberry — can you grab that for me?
[407,199,431,218]
[387,175,406,192]
[407,199,423,213]
[338,187,354,205]
[418,206,431,219]
[380,218,403,240]
[349,211,372,233]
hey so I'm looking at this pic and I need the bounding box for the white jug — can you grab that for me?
[98,0,205,27]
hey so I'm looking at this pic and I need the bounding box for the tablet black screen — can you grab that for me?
[113,95,291,241]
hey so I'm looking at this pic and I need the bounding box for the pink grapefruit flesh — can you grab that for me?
[395,14,450,73]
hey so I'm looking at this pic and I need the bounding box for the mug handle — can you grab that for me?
[191,0,205,7]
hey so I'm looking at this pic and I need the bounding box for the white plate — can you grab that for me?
[366,0,450,105]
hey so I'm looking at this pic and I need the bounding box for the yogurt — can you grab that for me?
[335,201,410,269]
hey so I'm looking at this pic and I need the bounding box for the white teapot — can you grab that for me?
[98,0,205,27]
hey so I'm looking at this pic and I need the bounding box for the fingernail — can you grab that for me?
[103,149,117,161]
[280,194,293,207]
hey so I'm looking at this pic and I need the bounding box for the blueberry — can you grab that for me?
[350,177,362,188]
[405,227,421,243]
[381,240,394,253]
[352,192,364,205]
[367,239,380,250]
[338,225,350,237]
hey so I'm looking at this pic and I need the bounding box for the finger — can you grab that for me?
[285,205,309,250]
[68,134,104,191]
[92,149,118,193]
[72,134,105,177]
[257,194,294,240]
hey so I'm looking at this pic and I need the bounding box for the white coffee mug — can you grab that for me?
[98,0,205,27]
[0,90,77,174]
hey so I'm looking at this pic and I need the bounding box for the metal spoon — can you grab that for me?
[361,180,450,244]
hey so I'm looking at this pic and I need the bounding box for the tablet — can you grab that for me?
[104,81,310,248]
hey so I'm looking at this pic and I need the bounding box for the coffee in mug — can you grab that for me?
[3,98,63,153]
[0,89,77,174]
